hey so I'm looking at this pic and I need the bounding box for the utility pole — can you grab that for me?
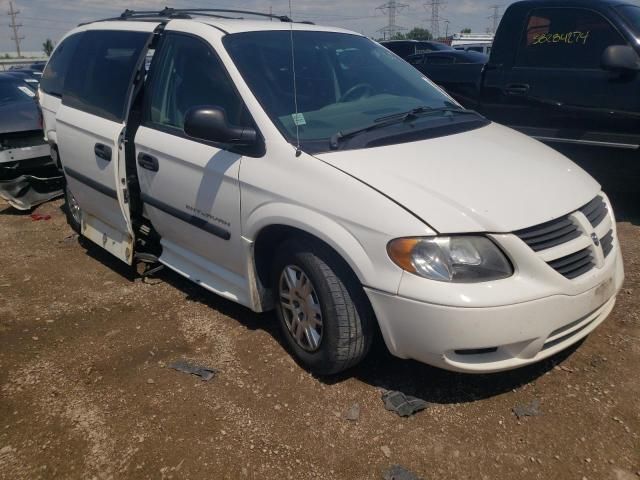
[488,4,502,34]
[8,1,24,57]
[376,1,408,40]
[444,19,450,40]
[424,0,446,40]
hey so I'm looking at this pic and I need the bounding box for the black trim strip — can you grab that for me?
[141,193,231,241]
[64,167,118,199]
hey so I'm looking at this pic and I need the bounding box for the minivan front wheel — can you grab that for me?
[272,238,374,375]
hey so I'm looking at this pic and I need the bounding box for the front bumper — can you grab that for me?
[366,247,624,373]
[0,144,60,210]
[0,144,50,165]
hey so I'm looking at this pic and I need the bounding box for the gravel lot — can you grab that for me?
[0,188,638,480]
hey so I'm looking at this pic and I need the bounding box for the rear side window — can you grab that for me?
[516,8,626,69]
[40,33,82,97]
[63,30,150,122]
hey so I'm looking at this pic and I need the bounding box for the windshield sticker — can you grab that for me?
[17,86,35,98]
[291,113,307,126]
[531,31,590,46]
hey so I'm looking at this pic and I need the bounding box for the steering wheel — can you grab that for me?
[339,83,374,103]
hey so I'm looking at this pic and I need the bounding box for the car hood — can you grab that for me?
[314,122,600,233]
[0,100,40,135]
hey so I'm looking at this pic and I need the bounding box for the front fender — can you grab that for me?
[244,201,380,287]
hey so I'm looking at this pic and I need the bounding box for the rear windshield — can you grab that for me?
[617,5,640,36]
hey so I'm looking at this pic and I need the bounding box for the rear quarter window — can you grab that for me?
[40,33,83,97]
[62,30,150,122]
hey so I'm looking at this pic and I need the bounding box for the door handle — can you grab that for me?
[94,143,112,161]
[137,152,159,172]
[505,83,530,95]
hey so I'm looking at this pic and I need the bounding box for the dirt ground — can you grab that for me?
[0,191,638,480]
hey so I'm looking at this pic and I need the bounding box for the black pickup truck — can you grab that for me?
[420,0,640,189]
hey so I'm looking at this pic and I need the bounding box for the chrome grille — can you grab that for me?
[547,247,595,279]
[513,195,616,280]
[514,216,581,252]
[580,196,608,227]
[601,230,614,258]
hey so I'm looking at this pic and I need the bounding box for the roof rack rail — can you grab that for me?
[162,8,293,22]
[79,7,300,26]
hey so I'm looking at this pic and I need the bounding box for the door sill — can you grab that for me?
[158,239,250,308]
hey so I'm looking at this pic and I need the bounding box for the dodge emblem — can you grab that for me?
[591,233,600,247]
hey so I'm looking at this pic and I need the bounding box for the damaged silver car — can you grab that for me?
[0,72,61,210]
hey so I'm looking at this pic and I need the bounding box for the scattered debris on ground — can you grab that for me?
[29,213,51,221]
[342,403,360,422]
[168,359,217,381]
[382,391,430,417]
[513,399,542,419]
[382,464,422,480]
[60,233,78,244]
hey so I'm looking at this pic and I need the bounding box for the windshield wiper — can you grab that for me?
[329,117,406,150]
[329,107,482,150]
[375,106,480,123]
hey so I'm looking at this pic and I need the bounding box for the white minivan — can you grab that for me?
[39,8,624,375]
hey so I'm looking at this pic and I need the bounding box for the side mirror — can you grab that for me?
[601,45,640,72]
[184,106,257,145]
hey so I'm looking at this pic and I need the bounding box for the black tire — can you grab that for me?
[272,237,374,375]
[63,183,82,234]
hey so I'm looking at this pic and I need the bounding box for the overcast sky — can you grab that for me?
[1,0,639,54]
[0,0,520,53]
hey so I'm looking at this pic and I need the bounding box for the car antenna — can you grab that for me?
[288,0,302,157]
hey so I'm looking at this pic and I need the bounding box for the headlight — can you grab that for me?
[387,236,513,283]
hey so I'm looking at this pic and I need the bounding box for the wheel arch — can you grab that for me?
[252,223,374,293]
[246,205,378,308]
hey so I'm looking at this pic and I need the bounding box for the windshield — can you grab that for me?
[223,31,461,148]
[0,78,33,104]
[617,5,640,36]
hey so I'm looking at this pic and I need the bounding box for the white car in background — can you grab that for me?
[38,8,624,375]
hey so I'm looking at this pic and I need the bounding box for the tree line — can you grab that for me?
[377,27,472,42]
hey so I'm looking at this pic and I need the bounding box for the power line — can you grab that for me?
[425,0,446,40]
[376,1,408,40]
[488,4,502,34]
[8,1,24,57]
